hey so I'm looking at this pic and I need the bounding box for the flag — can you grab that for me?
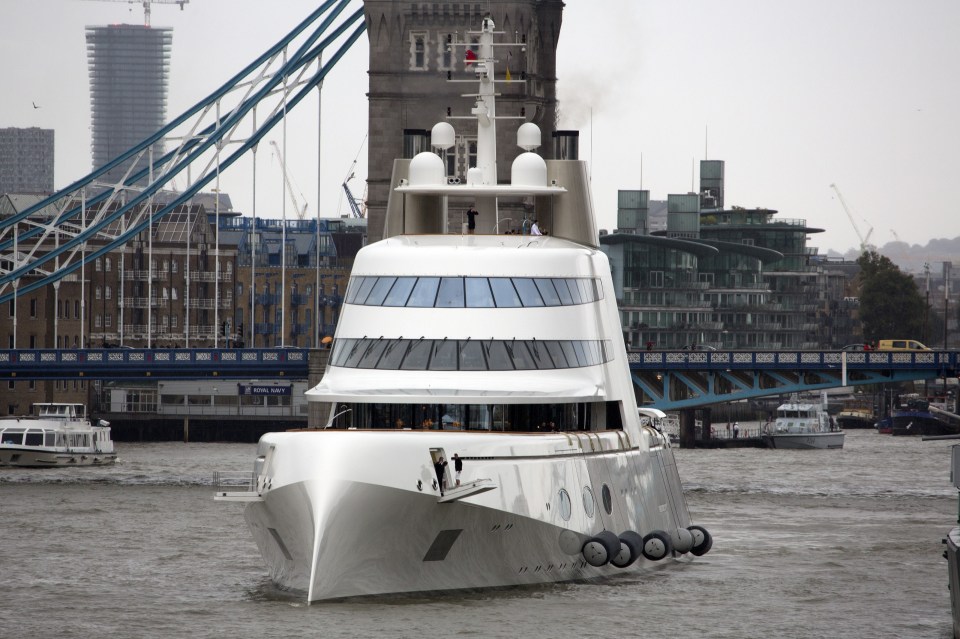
[465,48,477,66]
[506,51,512,80]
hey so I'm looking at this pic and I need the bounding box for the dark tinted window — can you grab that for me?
[383,277,416,306]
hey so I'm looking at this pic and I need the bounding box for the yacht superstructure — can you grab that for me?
[216,16,711,601]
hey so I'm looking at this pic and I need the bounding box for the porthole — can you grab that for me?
[582,486,595,518]
[601,484,612,515]
[558,489,572,521]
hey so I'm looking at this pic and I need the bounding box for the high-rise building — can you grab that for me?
[86,24,171,186]
[362,0,565,242]
[0,127,54,195]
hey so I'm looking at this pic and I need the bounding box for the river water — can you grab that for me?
[0,430,955,638]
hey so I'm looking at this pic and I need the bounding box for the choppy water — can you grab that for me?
[0,431,955,638]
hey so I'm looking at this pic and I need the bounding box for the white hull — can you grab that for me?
[763,431,845,450]
[0,446,117,467]
[233,429,696,601]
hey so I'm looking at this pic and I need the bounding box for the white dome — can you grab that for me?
[511,152,547,187]
[408,152,446,186]
[431,122,456,150]
[517,122,541,151]
[466,167,484,185]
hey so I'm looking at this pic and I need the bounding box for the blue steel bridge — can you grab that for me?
[1,347,956,411]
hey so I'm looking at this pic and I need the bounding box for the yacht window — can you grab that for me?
[384,277,416,306]
[527,340,555,369]
[489,278,521,307]
[465,278,495,307]
[563,279,583,304]
[545,341,569,367]
[601,484,613,514]
[365,277,397,306]
[534,279,562,306]
[343,339,373,368]
[459,340,487,370]
[558,489,572,521]
[401,339,432,369]
[436,278,465,308]
[1,430,24,445]
[25,431,43,446]
[483,341,515,370]
[407,277,441,307]
[430,340,458,370]
[352,277,378,305]
[560,341,579,367]
[357,339,390,369]
[572,341,588,366]
[513,278,545,307]
[553,279,574,305]
[505,341,535,369]
[378,340,411,369]
[577,279,594,303]
[582,486,596,518]
[44,432,55,446]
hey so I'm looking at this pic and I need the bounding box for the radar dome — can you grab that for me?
[517,122,541,151]
[431,122,455,150]
[511,152,547,187]
[408,152,446,186]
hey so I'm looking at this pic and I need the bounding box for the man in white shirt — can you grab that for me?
[530,219,542,235]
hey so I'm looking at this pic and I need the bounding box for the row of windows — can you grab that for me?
[345,276,602,309]
[331,338,611,371]
[92,257,236,274]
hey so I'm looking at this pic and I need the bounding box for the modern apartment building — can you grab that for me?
[0,127,54,195]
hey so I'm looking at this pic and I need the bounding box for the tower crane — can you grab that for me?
[829,183,874,252]
[82,0,189,28]
[270,141,308,220]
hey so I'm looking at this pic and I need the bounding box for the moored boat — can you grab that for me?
[214,16,712,602]
[0,403,116,467]
[835,397,876,430]
[762,394,844,449]
[890,398,959,437]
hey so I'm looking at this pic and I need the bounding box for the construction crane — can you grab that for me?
[270,141,308,220]
[342,169,365,218]
[82,0,189,27]
[339,136,367,218]
[829,183,874,252]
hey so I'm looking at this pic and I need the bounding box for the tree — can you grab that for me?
[856,251,926,342]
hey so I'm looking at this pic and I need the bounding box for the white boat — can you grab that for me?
[763,394,845,450]
[215,16,711,602]
[0,403,116,467]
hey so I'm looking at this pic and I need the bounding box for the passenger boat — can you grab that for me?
[0,403,116,467]
[215,17,711,602]
[762,394,844,449]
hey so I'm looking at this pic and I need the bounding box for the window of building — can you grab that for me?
[650,271,664,288]
[95,314,102,328]
[64,300,71,320]
[410,31,428,70]
[105,313,112,328]
[95,258,102,272]
[172,260,178,273]
[105,286,112,300]
[95,286,102,300]
[172,288,178,301]
[439,32,454,70]
[171,315,178,328]
[7,300,12,318]
[29,335,36,349]
[29,298,37,318]
[162,287,168,300]
[105,257,112,272]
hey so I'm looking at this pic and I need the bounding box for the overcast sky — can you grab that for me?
[2,0,958,254]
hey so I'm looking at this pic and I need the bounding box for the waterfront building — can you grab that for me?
[602,160,863,351]
[362,0,564,241]
[86,24,171,185]
[0,127,54,195]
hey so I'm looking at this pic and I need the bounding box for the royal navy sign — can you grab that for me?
[238,384,292,396]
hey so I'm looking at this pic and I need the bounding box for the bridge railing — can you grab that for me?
[627,349,958,371]
[0,347,311,379]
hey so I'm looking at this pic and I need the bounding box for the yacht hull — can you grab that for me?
[239,430,692,601]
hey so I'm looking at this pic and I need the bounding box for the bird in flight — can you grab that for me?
[32,102,40,109]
